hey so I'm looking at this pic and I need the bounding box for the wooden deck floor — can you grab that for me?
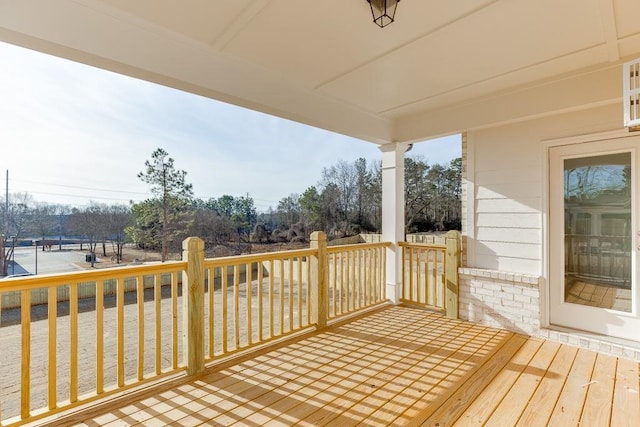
[52,306,639,427]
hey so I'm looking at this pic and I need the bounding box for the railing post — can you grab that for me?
[310,231,328,329]
[445,230,461,319]
[182,237,205,375]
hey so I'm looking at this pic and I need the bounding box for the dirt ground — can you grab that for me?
[85,241,310,269]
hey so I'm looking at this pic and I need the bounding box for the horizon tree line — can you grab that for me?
[0,148,461,273]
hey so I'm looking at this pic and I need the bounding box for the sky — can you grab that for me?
[0,41,461,213]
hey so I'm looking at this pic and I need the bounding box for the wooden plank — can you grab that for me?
[419,334,528,426]
[610,358,640,426]
[516,343,579,426]
[325,323,491,426]
[258,312,456,426]
[453,337,545,425]
[547,348,597,425]
[383,328,512,426]
[484,340,561,425]
[210,310,423,425]
[580,353,617,427]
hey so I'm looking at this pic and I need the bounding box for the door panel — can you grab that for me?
[549,138,639,341]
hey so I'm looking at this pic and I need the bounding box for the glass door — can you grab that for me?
[549,137,640,341]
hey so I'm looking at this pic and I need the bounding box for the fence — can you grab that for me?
[0,232,391,425]
[399,230,461,318]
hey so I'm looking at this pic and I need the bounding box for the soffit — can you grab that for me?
[0,0,639,143]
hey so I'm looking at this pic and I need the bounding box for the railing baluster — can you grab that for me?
[279,259,284,335]
[247,263,252,346]
[338,252,344,312]
[430,249,437,306]
[297,256,303,328]
[171,271,179,369]
[222,266,228,354]
[208,268,214,358]
[352,251,357,311]
[69,283,78,403]
[154,274,162,375]
[117,277,125,388]
[48,286,57,409]
[258,262,264,341]
[137,275,144,381]
[269,259,274,338]
[20,288,31,420]
[306,256,311,325]
[234,265,240,349]
[327,254,339,316]
[288,257,293,332]
[96,280,104,395]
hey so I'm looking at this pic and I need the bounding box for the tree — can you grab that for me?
[404,156,431,232]
[106,204,132,263]
[68,203,105,267]
[276,194,301,229]
[300,186,321,230]
[29,202,57,251]
[205,194,258,242]
[0,192,33,276]
[137,148,194,261]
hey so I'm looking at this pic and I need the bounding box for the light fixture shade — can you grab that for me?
[367,0,399,28]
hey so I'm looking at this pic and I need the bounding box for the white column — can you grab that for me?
[380,142,410,304]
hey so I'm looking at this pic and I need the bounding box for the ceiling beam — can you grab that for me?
[395,64,622,142]
[598,0,620,61]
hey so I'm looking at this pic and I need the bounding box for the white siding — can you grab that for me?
[466,103,620,276]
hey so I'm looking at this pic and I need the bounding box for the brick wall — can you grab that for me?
[458,267,542,335]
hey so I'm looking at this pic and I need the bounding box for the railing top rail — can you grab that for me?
[326,242,392,253]
[0,261,187,292]
[204,247,317,267]
[398,241,446,249]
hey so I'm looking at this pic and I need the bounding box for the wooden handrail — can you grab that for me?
[0,235,392,426]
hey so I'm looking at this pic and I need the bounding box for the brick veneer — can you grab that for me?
[458,267,542,335]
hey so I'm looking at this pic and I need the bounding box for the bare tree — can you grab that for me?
[0,192,33,276]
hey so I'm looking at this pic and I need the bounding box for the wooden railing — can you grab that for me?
[326,242,390,320]
[0,262,186,425]
[399,230,461,318]
[0,231,391,425]
[565,234,631,285]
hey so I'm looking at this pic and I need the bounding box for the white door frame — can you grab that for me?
[544,130,640,341]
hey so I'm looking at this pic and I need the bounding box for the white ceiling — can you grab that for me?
[1,0,639,145]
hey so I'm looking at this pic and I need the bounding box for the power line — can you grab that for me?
[12,188,144,203]
[10,178,150,195]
